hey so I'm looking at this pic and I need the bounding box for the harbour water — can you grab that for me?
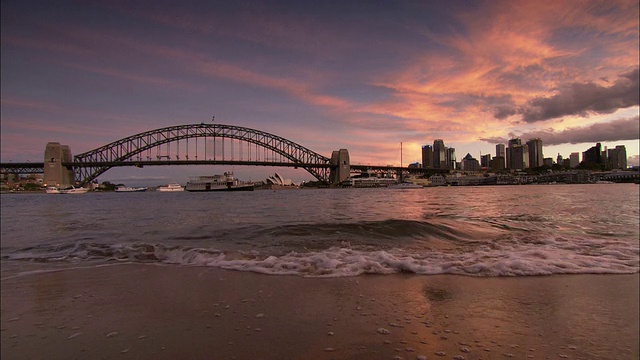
[1,184,638,278]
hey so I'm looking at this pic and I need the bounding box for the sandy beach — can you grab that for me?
[1,263,638,360]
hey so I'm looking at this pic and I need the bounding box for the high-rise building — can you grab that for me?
[556,153,563,165]
[421,145,433,169]
[569,152,580,168]
[583,143,602,165]
[433,139,446,169]
[496,144,506,169]
[526,138,544,168]
[480,154,492,168]
[446,147,456,170]
[510,144,529,170]
[608,145,627,169]
[506,139,520,169]
[507,138,529,170]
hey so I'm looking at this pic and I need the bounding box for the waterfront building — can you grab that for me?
[543,158,553,167]
[491,156,506,171]
[569,152,580,168]
[496,144,506,169]
[527,138,544,168]
[421,145,433,169]
[506,139,520,169]
[563,158,572,168]
[428,174,446,186]
[583,143,602,165]
[607,145,627,169]
[507,138,529,170]
[447,147,456,170]
[433,139,446,169]
[557,153,563,165]
[480,154,492,168]
[461,153,481,171]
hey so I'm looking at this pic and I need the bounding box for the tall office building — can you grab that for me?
[526,138,544,168]
[607,145,627,169]
[446,147,456,170]
[421,145,433,169]
[569,152,580,168]
[433,139,446,169]
[583,143,602,165]
[480,154,492,168]
[496,144,506,169]
[507,138,529,170]
[557,153,563,165]
[510,144,529,170]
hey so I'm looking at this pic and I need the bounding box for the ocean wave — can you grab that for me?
[3,237,638,277]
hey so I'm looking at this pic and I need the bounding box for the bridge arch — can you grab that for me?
[73,124,332,184]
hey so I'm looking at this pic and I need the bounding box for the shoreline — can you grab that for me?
[1,263,638,360]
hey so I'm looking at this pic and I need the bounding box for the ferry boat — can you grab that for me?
[157,183,184,192]
[341,177,398,188]
[115,186,148,192]
[186,172,254,192]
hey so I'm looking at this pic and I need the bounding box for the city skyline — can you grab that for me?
[1,0,638,184]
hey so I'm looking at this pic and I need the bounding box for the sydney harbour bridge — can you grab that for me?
[0,123,445,186]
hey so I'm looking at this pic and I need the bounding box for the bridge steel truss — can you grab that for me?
[71,124,332,184]
[0,163,45,175]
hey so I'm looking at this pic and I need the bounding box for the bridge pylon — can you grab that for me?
[43,142,75,187]
[329,149,350,184]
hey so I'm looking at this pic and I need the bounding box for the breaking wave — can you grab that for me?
[3,236,638,278]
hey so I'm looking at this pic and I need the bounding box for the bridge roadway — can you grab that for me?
[0,160,447,178]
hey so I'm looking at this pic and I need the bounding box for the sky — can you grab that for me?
[1,0,639,185]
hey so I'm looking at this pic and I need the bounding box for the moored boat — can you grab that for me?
[186,172,254,192]
[115,186,148,192]
[157,183,184,192]
[47,186,89,194]
[387,182,423,189]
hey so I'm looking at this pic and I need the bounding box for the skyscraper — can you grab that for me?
[608,145,628,169]
[569,152,580,168]
[526,138,544,168]
[433,139,446,169]
[507,138,528,170]
[446,147,456,170]
[583,143,602,165]
[496,144,506,169]
[421,145,433,169]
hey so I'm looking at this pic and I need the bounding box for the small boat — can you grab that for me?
[115,186,148,192]
[186,172,254,192]
[64,186,89,194]
[47,186,89,194]
[157,183,184,192]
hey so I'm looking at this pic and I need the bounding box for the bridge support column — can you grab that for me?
[44,142,75,187]
[329,149,350,185]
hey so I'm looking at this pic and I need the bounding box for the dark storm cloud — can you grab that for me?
[494,68,639,122]
[480,116,639,145]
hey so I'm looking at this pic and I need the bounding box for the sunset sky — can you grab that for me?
[1,0,638,184]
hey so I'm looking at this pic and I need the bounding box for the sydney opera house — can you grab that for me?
[265,172,295,187]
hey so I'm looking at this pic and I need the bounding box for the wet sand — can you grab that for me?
[1,263,638,360]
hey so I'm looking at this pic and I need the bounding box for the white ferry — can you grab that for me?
[186,172,254,192]
[341,177,398,188]
[157,183,184,192]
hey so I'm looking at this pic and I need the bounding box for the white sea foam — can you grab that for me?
[137,234,639,277]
